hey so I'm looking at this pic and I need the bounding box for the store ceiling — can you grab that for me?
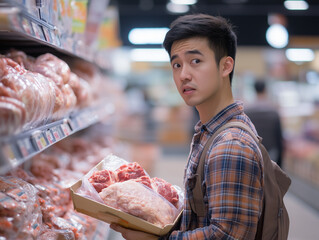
[110,0,319,47]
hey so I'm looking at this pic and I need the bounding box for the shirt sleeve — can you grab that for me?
[165,134,263,240]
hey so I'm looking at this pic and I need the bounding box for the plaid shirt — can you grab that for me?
[163,101,264,240]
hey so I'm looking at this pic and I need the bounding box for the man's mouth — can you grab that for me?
[183,87,195,94]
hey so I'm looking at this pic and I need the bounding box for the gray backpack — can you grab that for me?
[190,121,291,240]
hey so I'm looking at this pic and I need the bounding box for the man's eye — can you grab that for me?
[192,59,200,64]
[172,63,180,69]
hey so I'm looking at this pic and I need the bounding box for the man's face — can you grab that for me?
[170,37,226,108]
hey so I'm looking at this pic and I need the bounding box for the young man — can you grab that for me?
[111,13,264,239]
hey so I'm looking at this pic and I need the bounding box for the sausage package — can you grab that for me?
[70,154,183,236]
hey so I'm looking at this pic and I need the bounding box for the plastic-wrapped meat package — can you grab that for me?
[77,154,183,228]
[51,82,66,120]
[151,177,180,208]
[0,81,19,99]
[64,209,100,239]
[68,72,92,108]
[35,181,70,225]
[32,53,70,87]
[21,72,56,126]
[0,176,42,240]
[38,227,75,240]
[60,83,77,115]
[89,169,117,193]
[0,71,40,124]
[5,49,35,70]
[0,96,26,135]
[99,180,177,228]
[0,57,27,76]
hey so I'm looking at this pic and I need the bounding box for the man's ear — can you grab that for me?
[220,56,234,78]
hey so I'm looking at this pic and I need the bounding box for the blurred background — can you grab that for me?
[0,0,319,239]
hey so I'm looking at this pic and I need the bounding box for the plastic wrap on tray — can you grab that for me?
[76,154,184,228]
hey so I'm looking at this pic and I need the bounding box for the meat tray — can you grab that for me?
[70,160,183,236]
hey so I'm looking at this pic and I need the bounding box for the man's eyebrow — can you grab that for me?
[170,49,203,62]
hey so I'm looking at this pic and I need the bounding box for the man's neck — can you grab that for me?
[197,95,234,124]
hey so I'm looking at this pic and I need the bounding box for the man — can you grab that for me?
[111,13,264,239]
[245,79,284,167]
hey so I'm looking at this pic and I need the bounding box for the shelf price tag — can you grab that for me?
[45,130,55,144]
[61,122,71,136]
[51,126,64,141]
[2,143,16,162]
[17,137,34,158]
[32,132,48,151]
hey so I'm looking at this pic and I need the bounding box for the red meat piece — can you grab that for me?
[88,170,117,193]
[151,177,179,208]
[133,175,152,189]
[116,162,147,182]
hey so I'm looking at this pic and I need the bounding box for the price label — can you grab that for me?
[32,132,48,151]
[21,17,33,35]
[51,126,64,141]
[61,123,71,136]
[17,138,34,158]
[43,27,52,43]
[45,130,55,144]
[2,143,16,161]
[32,22,45,40]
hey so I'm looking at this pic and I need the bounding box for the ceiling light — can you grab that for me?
[166,2,189,13]
[266,24,289,48]
[128,28,169,45]
[284,0,309,10]
[285,48,314,62]
[130,48,170,62]
[171,0,197,5]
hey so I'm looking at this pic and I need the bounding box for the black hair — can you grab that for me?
[254,80,266,94]
[163,14,237,83]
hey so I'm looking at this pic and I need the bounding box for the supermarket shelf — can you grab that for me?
[0,2,97,67]
[0,103,115,175]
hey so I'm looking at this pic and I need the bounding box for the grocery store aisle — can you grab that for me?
[107,149,319,240]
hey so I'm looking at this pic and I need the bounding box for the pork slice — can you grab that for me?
[99,180,176,228]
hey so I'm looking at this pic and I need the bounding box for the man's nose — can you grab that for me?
[180,66,191,81]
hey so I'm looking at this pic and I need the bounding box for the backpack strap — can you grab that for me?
[191,121,261,217]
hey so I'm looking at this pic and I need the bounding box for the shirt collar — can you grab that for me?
[194,100,244,134]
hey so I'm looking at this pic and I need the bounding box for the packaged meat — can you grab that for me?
[33,53,70,87]
[99,180,177,228]
[0,96,26,135]
[71,154,183,235]
[0,176,42,240]
[6,49,35,70]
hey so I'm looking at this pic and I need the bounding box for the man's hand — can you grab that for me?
[110,223,159,240]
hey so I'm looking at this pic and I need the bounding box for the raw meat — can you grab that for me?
[133,175,152,189]
[99,180,177,228]
[88,170,117,193]
[33,53,70,87]
[116,162,147,182]
[0,96,26,135]
[151,177,179,208]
